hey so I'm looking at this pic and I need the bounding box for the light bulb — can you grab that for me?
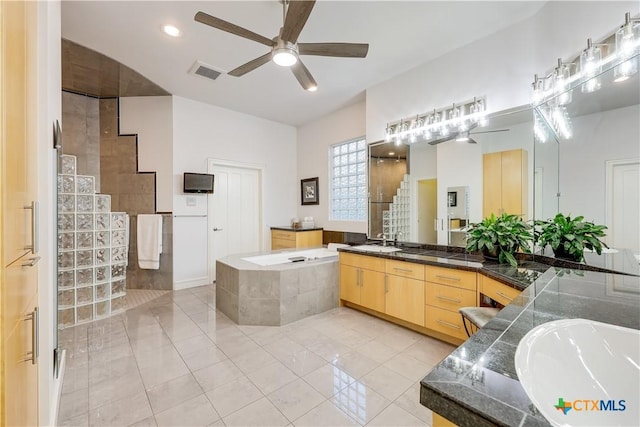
[580,39,602,93]
[614,57,638,82]
[614,13,639,82]
[553,59,572,105]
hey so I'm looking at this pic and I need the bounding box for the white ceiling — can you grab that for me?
[61,1,547,127]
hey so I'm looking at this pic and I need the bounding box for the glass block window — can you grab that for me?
[330,137,367,221]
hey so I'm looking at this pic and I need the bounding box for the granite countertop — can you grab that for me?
[336,243,640,426]
[420,267,640,426]
[270,226,324,232]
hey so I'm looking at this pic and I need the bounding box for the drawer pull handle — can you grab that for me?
[393,267,414,273]
[436,295,462,304]
[437,319,461,330]
[24,201,39,254]
[384,275,388,293]
[435,274,460,282]
[496,291,514,301]
[23,307,39,364]
[21,256,41,267]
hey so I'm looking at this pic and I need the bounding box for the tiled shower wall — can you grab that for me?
[60,91,173,291]
[99,98,173,290]
[61,92,101,191]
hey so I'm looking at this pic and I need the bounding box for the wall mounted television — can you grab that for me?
[183,172,214,194]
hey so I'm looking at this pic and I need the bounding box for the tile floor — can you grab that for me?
[57,285,455,426]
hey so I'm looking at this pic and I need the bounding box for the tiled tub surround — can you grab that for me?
[417,264,640,426]
[58,154,130,328]
[216,252,339,326]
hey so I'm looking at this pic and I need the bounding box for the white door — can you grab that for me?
[606,159,639,251]
[208,161,262,281]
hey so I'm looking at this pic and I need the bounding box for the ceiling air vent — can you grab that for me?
[189,61,223,81]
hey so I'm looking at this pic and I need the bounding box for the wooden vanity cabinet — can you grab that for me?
[479,275,521,306]
[339,253,385,312]
[339,253,484,343]
[271,228,323,249]
[385,260,425,326]
[425,266,478,341]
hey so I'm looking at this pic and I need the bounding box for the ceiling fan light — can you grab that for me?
[162,25,181,37]
[272,47,298,67]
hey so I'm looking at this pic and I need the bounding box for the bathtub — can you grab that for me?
[216,247,340,326]
[242,247,337,266]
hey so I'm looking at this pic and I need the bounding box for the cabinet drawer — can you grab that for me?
[385,259,425,280]
[339,252,385,271]
[480,275,521,306]
[271,230,295,241]
[426,266,476,291]
[271,238,294,250]
[426,283,476,311]
[426,306,468,341]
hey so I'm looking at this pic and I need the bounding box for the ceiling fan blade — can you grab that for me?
[298,43,369,58]
[291,59,317,91]
[470,128,510,135]
[281,0,316,43]
[195,11,274,47]
[228,53,272,77]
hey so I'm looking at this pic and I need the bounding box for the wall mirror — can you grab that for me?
[368,106,535,247]
[533,53,640,253]
[368,142,409,240]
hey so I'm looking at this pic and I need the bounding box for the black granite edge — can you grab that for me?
[270,226,324,232]
[420,379,528,427]
[533,251,639,277]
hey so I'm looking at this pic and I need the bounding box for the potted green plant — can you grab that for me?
[534,213,608,263]
[465,213,533,267]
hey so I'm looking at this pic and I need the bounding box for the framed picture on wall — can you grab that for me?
[448,191,457,207]
[301,177,319,205]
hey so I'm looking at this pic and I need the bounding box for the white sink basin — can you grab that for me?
[351,245,402,253]
[515,319,639,427]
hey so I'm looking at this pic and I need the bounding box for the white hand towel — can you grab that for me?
[137,214,163,269]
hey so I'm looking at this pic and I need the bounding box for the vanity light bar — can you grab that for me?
[531,12,640,106]
[385,96,488,144]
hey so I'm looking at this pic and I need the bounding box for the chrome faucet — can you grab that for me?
[377,232,388,246]
[394,231,403,246]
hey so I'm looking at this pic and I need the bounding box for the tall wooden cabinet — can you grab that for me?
[483,148,528,218]
[1,1,40,425]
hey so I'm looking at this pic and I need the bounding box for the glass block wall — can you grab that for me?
[382,174,411,239]
[57,154,129,328]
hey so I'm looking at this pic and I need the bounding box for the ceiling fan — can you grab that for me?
[194,0,369,91]
[427,123,510,146]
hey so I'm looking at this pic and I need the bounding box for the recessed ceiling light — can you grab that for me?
[162,25,181,37]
